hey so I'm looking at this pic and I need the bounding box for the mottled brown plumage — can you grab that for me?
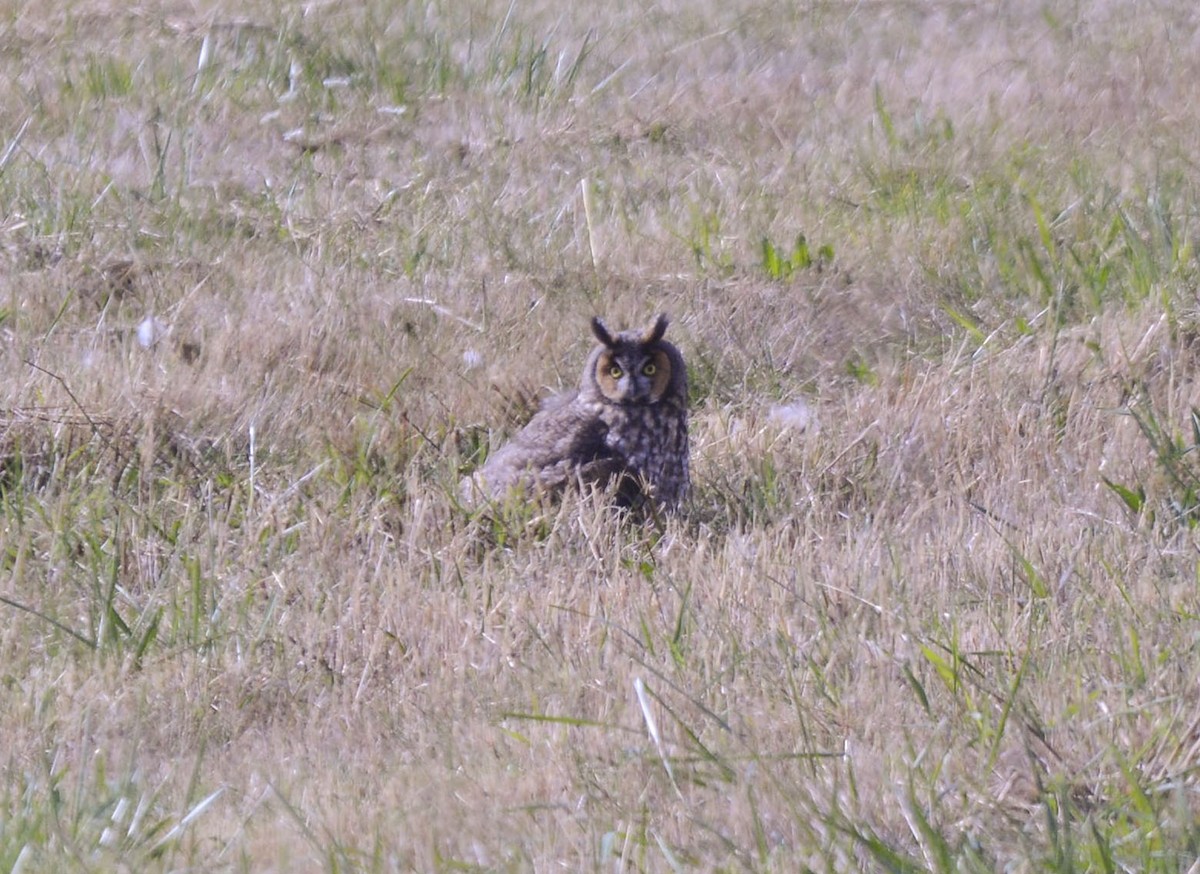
[463,314,690,512]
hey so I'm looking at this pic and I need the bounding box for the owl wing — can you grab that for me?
[465,394,619,501]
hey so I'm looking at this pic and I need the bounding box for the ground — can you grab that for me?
[2,0,1200,870]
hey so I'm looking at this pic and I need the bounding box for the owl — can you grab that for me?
[463,313,689,512]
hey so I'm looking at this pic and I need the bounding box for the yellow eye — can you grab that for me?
[642,362,657,376]
[608,365,623,379]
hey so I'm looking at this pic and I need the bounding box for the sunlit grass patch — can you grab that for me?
[4,0,1200,869]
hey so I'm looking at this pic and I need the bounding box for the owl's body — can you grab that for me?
[464,314,689,512]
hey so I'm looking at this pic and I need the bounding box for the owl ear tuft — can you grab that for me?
[591,317,616,347]
[643,313,669,345]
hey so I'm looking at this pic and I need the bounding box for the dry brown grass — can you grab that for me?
[3,0,1200,870]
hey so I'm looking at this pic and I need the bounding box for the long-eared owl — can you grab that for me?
[463,314,689,512]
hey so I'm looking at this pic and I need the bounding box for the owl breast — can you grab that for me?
[600,400,689,510]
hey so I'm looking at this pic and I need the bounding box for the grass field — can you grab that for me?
[3,0,1200,870]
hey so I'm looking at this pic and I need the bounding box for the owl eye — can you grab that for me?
[608,365,623,379]
[642,362,657,376]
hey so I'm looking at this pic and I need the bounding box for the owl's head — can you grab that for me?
[583,313,687,407]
